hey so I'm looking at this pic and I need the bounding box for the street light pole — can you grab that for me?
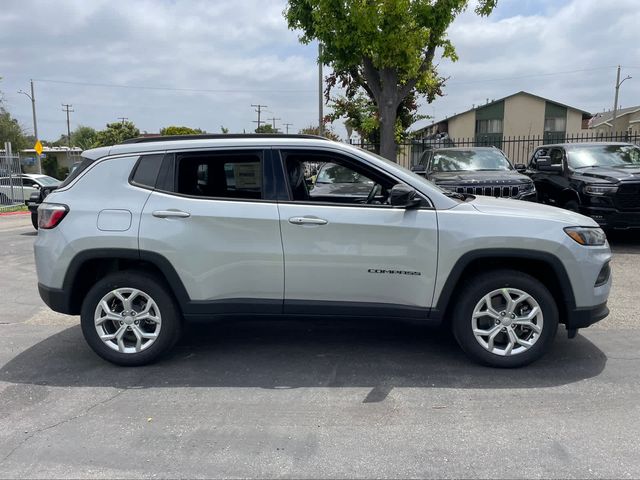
[612,65,632,135]
[17,79,42,173]
[318,42,324,136]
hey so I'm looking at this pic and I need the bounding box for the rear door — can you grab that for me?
[275,148,438,317]
[139,149,284,315]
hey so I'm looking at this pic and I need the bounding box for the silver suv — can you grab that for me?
[34,135,612,367]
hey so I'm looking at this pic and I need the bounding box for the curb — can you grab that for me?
[0,211,30,217]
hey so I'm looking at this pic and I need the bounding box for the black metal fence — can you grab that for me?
[352,131,640,169]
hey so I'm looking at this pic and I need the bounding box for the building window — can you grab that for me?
[476,119,503,134]
[544,117,566,132]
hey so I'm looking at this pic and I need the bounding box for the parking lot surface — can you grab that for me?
[1,214,639,478]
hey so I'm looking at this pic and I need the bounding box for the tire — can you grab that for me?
[31,212,38,230]
[80,271,182,366]
[564,200,580,213]
[451,269,558,368]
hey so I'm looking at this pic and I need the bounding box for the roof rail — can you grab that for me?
[120,134,330,144]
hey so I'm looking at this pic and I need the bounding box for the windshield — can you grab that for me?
[431,149,513,172]
[568,144,640,168]
[316,163,373,184]
[36,176,61,186]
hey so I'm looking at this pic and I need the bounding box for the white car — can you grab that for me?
[0,173,60,204]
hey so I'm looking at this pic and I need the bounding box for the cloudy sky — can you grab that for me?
[0,0,639,141]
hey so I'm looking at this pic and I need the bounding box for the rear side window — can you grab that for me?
[57,157,94,189]
[175,152,263,200]
[130,154,164,188]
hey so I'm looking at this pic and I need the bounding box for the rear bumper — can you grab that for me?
[38,283,73,314]
[565,302,609,329]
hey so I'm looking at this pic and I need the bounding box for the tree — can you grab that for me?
[285,0,497,160]
[70,126,97,150]
[299,125,341,141]
[255,124,277,133]
[160,126,205,136]
[220,126,230,134]
[0,107,29,151]
[93,121,140,147]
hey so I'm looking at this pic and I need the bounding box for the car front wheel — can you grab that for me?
[80,271,181,366]
[452,269,558,368]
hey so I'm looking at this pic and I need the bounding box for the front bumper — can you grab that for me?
[566,302,609,330]
[581,206,640,229]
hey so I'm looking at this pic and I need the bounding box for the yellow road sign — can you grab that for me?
[34,140,43,156]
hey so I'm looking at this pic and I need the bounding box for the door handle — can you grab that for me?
[288,216,328,226]
[152,210,191,219]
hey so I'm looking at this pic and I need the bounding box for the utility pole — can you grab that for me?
[117,117,128,125]
[17,79,41,173]
[251,104,268,130]
[61,104,74,147]
[318,43,324,136]
[283,123,293,134]
[267,117,281,131]
[612,65,632,134]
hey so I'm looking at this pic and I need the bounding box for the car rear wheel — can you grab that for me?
[80,271,181,366]
[452,269,558,368]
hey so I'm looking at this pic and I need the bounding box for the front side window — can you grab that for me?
[176,152,263,200]
[282,151,395,206]
[430,149,512,172]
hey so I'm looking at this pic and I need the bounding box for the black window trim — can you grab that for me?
[274,147,434,210]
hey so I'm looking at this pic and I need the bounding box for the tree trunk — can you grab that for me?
[379,98,397,161]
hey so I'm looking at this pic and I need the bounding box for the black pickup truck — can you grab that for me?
[526,142,640,229]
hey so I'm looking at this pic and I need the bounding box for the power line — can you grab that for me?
[61,103,74,147]
[32,78,315,94]
[117,117,128,125]
[447,66,617,86]
[283,123,293,134]
[267,117,281,130]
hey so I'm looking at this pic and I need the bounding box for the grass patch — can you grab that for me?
[0,204,28,213]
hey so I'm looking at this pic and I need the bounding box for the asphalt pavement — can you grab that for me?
[0,214,639,478]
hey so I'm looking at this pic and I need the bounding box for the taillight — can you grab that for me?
[38,204,69,229]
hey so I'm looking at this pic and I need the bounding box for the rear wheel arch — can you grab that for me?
[63,249,189,315]
[433,249,575,326]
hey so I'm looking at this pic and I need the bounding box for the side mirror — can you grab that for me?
[537,157,563,173]
[389,184,422,209]
[514,163,527,173]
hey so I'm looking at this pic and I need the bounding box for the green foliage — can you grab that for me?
[41,156,59,178]
[71,126,97,150]
[285,0,496,159]
[220,126,230,134]
[298,125,341,141]
[160,126,205,136]
[93,121,140,147]
[0,107,29,151]
[255,124,278,133]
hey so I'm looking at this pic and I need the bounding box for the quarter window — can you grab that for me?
[131,154,164,188]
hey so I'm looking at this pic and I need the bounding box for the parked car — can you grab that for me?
[34,134,610,368]
[0,174,60,227]
[526,142,640,229]
[411,147,536,200]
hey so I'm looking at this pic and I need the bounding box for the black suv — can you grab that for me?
[526,142,640,229]
[411,147,536,200]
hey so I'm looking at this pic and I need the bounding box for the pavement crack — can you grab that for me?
[0,388,125,465]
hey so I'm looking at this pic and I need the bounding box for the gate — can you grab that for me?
[0,142,25,211]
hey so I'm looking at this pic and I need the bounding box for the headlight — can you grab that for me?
[584,184,618,195]
[564,227,607,246]
[520,182,535,192]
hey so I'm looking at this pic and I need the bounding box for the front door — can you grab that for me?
[275,149,438,317]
